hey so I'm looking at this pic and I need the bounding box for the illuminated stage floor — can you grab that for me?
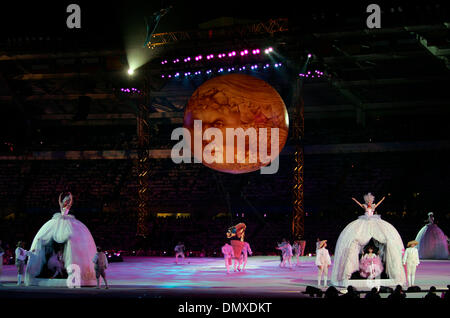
[1,256,449,298]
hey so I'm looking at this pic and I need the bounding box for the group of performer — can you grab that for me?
[215,192,446,291]
[2,192,447,290]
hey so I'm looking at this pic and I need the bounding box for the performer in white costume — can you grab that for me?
[331,193,406,287]
[15,241,33,285]
[315,240,331,287]
[221,242,234,274]
[24,192,97,286]
[403,240,420,286]
[415,212,448,259]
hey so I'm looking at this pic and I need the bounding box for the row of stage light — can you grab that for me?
[160,61,284,79]
[159,63,327,80]
[159,47,273,65]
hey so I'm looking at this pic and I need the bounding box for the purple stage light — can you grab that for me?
[307,53,312,58]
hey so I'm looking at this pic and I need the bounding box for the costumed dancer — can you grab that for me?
[276,239,293,268]
[174,242,185,264]
[293,239,303,266]
[316,240,331,287]
[352,193,385,216]
[403,240,420,286]
[48,250,64,279]
[331,193,406,287]
[15,241,32,286]
[221,242,234,274]
[24,192,97,286]
[93,246,109,289]
[359,245,383,279]
[415,212,449,259]
[226,223,247,272]
[239,241,253,271]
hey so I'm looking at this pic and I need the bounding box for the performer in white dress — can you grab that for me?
[315,240,331,287]
[415,212,448,259]
[403,240,420,286]
[221,242,234,274]
[331,193,406,287]
[25,192,97,286]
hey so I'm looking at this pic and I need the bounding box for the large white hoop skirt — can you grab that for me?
[25,213,97,286]
[331,214,406,286]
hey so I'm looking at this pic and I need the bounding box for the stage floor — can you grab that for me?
[1,256,449,298]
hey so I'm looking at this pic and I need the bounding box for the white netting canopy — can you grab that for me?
[25,213,97,286]
[331,214,406,286]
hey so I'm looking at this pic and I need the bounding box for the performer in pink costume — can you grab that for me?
[276,240,293,269]
[221,242,235,274]
[238,242,253,271]
[359,246,384,279]
[293,240,303,266]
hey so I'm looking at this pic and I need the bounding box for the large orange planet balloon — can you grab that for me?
[183,74,289,174]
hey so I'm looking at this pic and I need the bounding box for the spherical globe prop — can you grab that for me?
[183,74,289,174]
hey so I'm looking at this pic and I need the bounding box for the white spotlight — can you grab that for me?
[127,68,134,75]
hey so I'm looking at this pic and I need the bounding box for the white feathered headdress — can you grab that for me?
[363,192,375,204]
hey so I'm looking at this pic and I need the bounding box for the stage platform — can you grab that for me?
[0,256,449,299]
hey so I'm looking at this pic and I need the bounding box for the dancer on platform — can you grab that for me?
[331,193,406,286]
[352,193,385,216]
[93,246,109,289]
[403,240,420,286]
[415,212,449,259]
[359,245,383,279]
[238,241,253,271]
[293,240,303,266]
[174,242,185,264]
[221,242,234,274]
[15,241,32,286]
[316,240,331,287]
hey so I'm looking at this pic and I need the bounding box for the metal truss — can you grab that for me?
[291,78,305,239]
